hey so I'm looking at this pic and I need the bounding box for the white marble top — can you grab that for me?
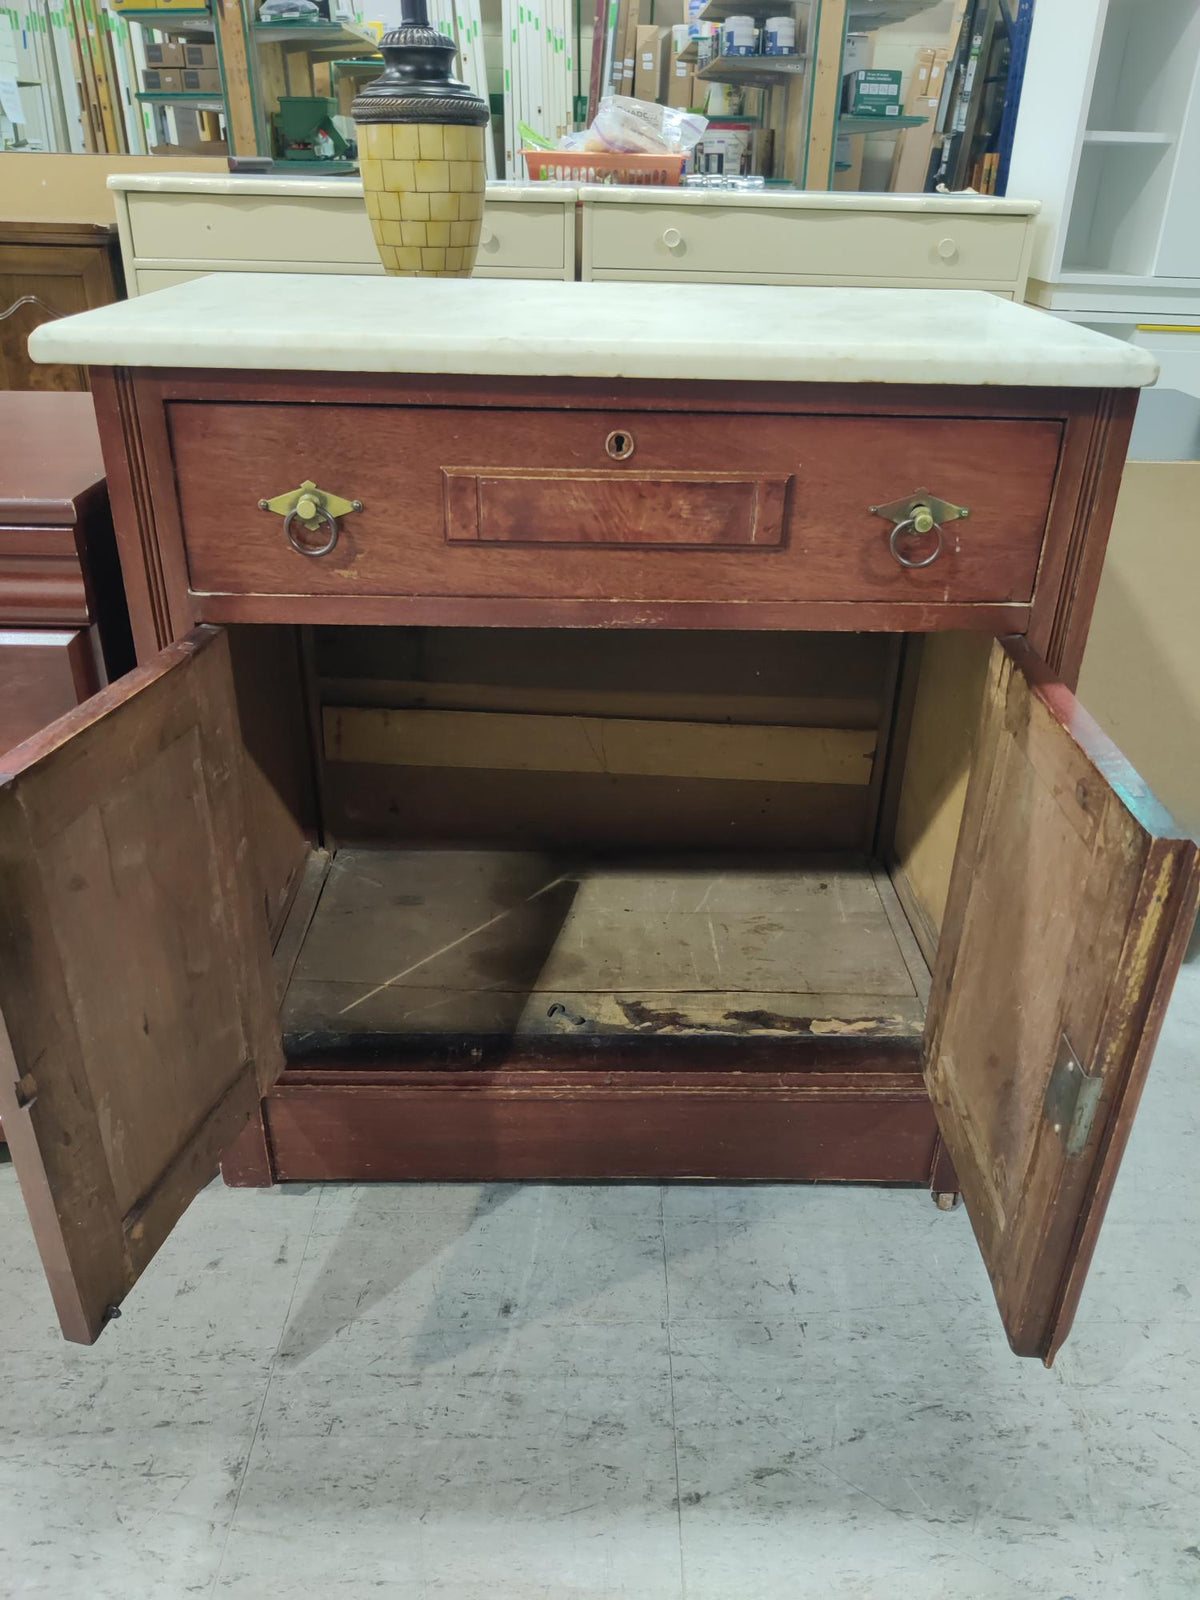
[28,274,1158,387]
[107,173,568,204]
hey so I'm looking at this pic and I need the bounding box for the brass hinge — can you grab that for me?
[1043,1033,1103,1157]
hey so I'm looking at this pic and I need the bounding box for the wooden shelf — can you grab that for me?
[136,89,225,107]
[697,52,807,88]
[117,7,215,35]
[839,112,926,136]
[252,19,376,47]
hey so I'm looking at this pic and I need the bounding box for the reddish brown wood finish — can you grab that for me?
[0,629,100,750]
[0,628,282,1342]
[926,637,1200,1362]
[0,224,123,393]
[265,1056,939,1183]
[168,402,1058,608]
[88,369,1128,675]
[443,466,792,549]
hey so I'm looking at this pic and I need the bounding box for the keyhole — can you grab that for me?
[605,429,635,461]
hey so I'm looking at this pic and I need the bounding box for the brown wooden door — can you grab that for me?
[0,625,282,1343]
[926,636,1199,1364]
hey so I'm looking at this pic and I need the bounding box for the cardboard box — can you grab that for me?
[182,41,218,68]
[144,40,185,68]
[142,68,182,92]
[842,67,902,117]
[619,0,640,96]
[180,66,221,91]
[633,23,666,102]
[889,46,949,190]
[665,60,694,108]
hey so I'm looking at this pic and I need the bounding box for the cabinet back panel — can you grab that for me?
[313,627,897,853]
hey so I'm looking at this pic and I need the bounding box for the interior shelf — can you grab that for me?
[1082,130,1174,145]
[279,848,929,1067]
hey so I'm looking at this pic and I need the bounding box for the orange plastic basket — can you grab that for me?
[522,149,686,185]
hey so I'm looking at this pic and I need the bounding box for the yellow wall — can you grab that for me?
[1,154,226,226]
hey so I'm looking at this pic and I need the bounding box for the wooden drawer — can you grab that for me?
[168,402,1061,608]
[125,193,570,279]
[584,201,1029,285]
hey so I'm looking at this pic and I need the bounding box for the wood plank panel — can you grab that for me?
[926,637,1200,1362]
[443,467,791,548]
[0,627,281,1343]
[323,706,877,786]
[264,1065,939,1182]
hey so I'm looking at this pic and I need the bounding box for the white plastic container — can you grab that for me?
[722,15,757,55]
[763,14,795,54]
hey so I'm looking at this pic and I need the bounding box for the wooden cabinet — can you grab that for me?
[2,298,1193,1366]
[0,223,123,391]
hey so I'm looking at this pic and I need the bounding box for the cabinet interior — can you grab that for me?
[235,624,993,1074]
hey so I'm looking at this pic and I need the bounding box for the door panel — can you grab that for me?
[925,637,1199,1363]
[0,626,282,1343]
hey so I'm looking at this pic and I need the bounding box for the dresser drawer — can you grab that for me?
[125,193,570,279]
[167,403,1060,609]
[585,201,1028,286]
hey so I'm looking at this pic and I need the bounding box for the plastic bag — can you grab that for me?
[568,95,707,155]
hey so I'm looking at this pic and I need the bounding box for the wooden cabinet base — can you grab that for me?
[259,1053,938,1184]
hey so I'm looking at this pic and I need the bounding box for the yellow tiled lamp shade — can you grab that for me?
[359,122,487,277]
[351,0,490,279]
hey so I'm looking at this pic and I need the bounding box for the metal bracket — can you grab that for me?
[869,490,970,527]
[258,479,363,533]
[1043,1033,1103,1157]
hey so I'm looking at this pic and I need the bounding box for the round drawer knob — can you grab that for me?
[605,428,636,461]
[662,227,683,251]
[936,236,959,262]
[480,227,498,251]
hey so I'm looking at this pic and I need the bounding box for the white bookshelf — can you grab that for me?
[1008,0,1200,318]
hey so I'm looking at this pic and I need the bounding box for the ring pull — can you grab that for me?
[605,428,636,461]
[889,512,943,569]
[870,490,969,570]
[284,502,340,558]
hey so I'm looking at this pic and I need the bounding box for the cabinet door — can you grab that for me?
[0,626,282,1343]
[926,637,1199,1363]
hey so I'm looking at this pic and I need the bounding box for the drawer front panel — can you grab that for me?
[444,468,789,548]
[586,203,1027,284]
[168,403,1061,607]
[126,194,567,275]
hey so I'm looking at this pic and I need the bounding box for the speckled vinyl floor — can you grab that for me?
[2,949,1199,1600]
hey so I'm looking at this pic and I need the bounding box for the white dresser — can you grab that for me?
[110,173,578,293]
[111,172,1039,299]
[580,189,1039,298]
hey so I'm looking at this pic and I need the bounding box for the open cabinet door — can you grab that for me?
[0,627,283,1344]
[926,637,1199,1363]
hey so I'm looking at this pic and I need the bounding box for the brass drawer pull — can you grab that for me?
[889,510,942,568]
[259,478,363,559]
[871,490,969,572]
[284,501,340,557]
[605,429,635,461]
